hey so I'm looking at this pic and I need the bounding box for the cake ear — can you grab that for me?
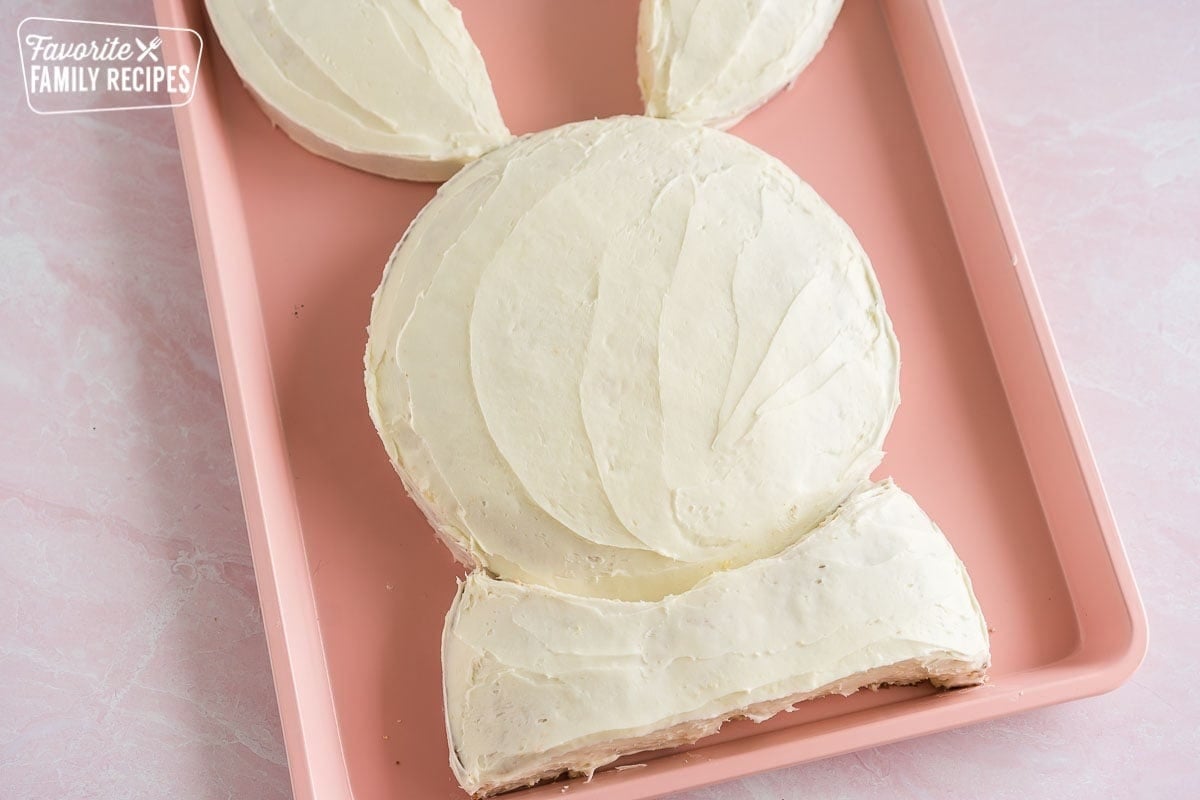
[637,0,845,129]
[206,0,847,181]
[204,0,511,181]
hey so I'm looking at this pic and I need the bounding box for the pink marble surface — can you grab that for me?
[0,1,1195,798]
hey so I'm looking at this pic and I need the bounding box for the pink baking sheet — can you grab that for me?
[153,1,1147,798]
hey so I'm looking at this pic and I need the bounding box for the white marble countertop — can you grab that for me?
[1,1,1196,798]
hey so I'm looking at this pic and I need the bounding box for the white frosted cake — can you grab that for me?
[367,116,900,601]
[365,116,989,796]
[205,0,510,181]
[638,0,845,128]
[445,481,989,796]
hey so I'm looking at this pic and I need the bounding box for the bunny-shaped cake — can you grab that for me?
[206,2,990,796]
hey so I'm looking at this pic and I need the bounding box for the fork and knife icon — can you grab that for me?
[135,36,162,62]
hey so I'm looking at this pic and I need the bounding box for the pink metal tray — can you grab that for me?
[153,0,1147,797]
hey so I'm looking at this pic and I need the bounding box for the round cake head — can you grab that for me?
[367,116,899,600]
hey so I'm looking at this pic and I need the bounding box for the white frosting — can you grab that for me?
[204,0,510,181]
[366,116,899,601]
[638,0,845,128]
[444,481,991,796]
